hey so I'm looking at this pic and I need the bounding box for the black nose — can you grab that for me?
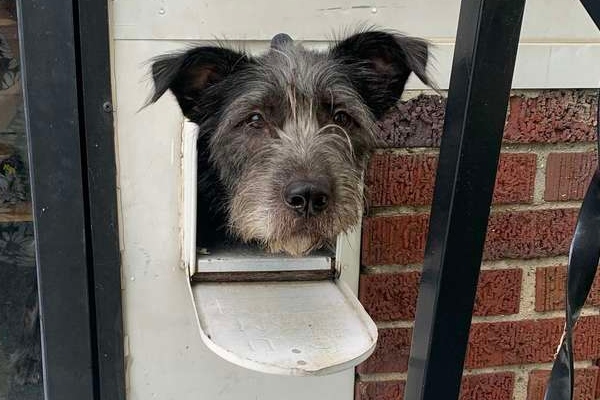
[284,179,331,216]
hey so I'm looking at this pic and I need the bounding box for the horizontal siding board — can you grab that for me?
[128,40,600,90]
[113,0,599,41]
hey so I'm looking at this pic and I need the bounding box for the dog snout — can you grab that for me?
[283,179,331,216]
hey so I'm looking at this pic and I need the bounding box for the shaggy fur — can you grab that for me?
[150,30,430,255]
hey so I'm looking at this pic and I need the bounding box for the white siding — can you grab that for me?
[113,0,598,41]
[113,0,600,88]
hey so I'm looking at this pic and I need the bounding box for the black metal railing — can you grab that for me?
[18,0,124,398]
[404,1,525,398]
[405,1,600,400]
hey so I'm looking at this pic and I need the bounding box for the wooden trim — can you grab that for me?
[192,268,336,283]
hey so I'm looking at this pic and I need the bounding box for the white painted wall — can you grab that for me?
[111,1,600,399]
[113,0,600,89]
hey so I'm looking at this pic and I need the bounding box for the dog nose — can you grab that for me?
[284,180,331,216]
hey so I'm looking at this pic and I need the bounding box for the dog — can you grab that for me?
[149,30,431,256]
[7,29,431,389]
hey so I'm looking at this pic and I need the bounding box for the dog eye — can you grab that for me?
[245,113,266,129]
[333,111,352,127]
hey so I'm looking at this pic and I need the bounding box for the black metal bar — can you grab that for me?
[75,0,126,399]
[581,0,600,30]
[16,0,96,399]
[404,1,525,399]
[542,4,600,400]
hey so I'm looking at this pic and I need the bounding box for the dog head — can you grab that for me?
[149,30,430,255]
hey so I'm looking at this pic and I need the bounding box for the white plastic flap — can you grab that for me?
[182,119,199,275]
[189,279,377,376]
[181,119,378,375]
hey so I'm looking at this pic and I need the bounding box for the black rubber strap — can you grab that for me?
[543,92,600,400]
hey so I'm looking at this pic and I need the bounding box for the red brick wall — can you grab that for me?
[356,90,600,400]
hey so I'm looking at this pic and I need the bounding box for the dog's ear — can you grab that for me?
[149,47,250,119]
[331,31,430,118]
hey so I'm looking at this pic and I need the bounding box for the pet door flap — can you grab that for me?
[181,119,377,375]
[190,279,377,375]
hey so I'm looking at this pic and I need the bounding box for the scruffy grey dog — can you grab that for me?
[150,30,430,255]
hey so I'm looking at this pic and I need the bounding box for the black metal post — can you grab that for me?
[17,0,124,399]
[581,0,600,29]
[404,1,525,399]
[17,0,96,398]
[75,0,125,399]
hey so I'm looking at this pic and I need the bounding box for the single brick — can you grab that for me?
[359,269,521,321]
[504,91,598,143]
[483,208,578,261]
[366,152,438,207]
[355,373,514,400]
[355,380,405,400]
[535,265,600,312]
[473,268,522,316]
[357,328,412,374]
[460,372,514,400]
[544,152,597,201]
[362,213,429,266]
[465,316,600,369]
[376,94,446,147]
[366,152,536,207]
[493,153,537,204]
[362,209,578,266]
[359,271,421,321]
[527,367,599,400]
